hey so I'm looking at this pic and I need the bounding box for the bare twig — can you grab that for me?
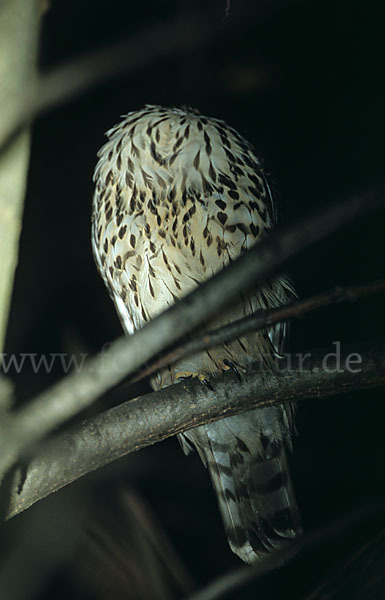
[0,1,281,154]
[120,489,195,594]
[132,279,385,382]
[5,339,385,519]
[79,488,195,599]
[186,503,385,600]
[0,189,383,480]
[302,530,385,600]
[0,188,384,482]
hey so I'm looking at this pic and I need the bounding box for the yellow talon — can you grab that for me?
[222,358,242,382]
[176,371,197,381]
[220,360,232,371]
[176,370,214,391]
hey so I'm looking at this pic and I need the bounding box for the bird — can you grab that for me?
[91,105,302,565]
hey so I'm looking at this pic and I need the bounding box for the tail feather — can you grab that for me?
[209,439,301,564]
[183,407,302,565]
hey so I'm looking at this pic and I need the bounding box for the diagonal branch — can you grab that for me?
[0,1,282,155]
[132,279,385,383]
[0,189,383,479]
[5,339,385,520]
[186,503,385,600]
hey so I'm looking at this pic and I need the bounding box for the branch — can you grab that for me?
[5,340,385,520]
[132,279,385,382]
[0,189,383,478]
[186,504,385,600]
[0,0,42,351]
[301,530,385,600]
[0,1,286,154]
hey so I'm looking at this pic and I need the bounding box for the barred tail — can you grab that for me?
[180,406,302,565]
[206,436,302,564]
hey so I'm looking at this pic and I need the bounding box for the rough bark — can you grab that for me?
[5,339,385,520]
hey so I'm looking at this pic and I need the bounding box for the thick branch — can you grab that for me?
[0,190,383,477]
[133,279,385,382]
[6,340,385,520]
[0,0,41,351]
[0,1,285,154]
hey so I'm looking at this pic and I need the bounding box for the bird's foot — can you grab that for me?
[220,359,242,382]
[176,359,243,390]
[176,370,214,391]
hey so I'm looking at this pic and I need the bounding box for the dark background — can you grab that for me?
[3,0,385,598]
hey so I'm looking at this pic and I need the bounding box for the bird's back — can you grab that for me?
[92,105,302,564]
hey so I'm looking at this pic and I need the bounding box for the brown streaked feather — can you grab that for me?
[92,105,302,564]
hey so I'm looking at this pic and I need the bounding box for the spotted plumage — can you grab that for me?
[92,105,302,564]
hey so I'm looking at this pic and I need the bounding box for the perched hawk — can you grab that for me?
[92,105,302,564]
